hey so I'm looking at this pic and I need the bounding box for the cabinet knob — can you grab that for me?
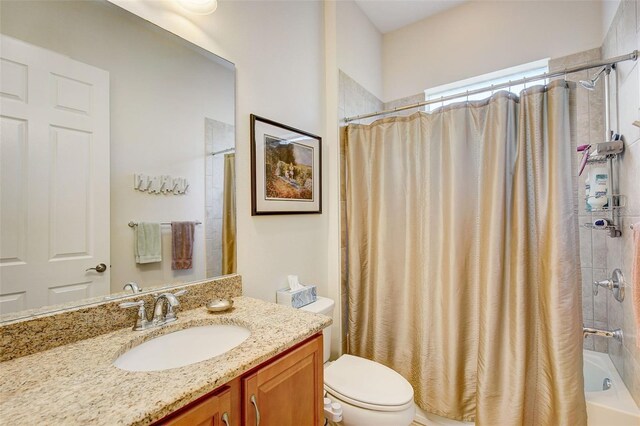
[221,412,230,426]
[250,394,260,426]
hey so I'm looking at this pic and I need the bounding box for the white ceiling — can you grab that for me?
[354,0,469,33]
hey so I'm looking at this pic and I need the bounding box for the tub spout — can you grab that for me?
[583,327,623,343]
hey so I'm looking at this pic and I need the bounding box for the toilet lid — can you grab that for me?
[324,355,414,410]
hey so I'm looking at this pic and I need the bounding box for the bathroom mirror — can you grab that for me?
[0,0,236,320]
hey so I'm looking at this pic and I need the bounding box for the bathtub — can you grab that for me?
[414,350,640,426]
[584,350,640,426]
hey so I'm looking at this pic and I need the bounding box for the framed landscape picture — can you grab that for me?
[250,114,322,215]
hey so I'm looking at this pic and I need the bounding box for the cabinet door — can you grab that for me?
[243,335,323,426]
[162,386,232,426]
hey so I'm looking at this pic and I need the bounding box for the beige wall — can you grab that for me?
[382,0,605,101]
[337,0,383,101]
[0,0,235,293]
[111,0,331,305]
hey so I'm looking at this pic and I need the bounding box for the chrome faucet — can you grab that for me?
[119,289,187,331]
[152,290,186,325]
[123,282,142,294]
[583,327,623,343]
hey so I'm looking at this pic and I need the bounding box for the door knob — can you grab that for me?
[86,263,107,273]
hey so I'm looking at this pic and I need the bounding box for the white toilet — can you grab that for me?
[301,297,415,426]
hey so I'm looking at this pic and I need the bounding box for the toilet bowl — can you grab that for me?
[301,297,415,426]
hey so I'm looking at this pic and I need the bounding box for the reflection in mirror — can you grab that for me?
[0,0,236,319]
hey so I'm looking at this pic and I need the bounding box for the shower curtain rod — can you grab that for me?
[344,49,638,123]
[210,147,235,156]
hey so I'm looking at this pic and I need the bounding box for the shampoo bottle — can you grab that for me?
[587,166,609,210]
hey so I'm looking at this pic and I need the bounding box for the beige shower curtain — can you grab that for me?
[222,153,236,275]
[345,81,586,425]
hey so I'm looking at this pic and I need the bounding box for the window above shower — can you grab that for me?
[424,58,549,112]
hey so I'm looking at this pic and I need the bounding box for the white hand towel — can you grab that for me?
[135,222,162,264]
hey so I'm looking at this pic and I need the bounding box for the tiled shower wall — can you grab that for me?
[602,0,640,406]
[553,0,640,406]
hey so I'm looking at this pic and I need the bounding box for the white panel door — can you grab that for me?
[0,35,110,314]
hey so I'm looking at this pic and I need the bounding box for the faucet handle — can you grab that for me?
[119,300,144,309]
[152,289,186,299]
[119,300,150,331]
[165,290,187,321]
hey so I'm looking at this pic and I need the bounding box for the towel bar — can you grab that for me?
[128,221,202,227]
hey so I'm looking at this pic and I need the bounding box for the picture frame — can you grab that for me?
[250,114,322,215]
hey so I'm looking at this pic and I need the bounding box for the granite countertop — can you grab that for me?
[0,297,331,425]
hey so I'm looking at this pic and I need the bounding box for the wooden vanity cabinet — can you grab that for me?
[242,334,323,426]
[155,334,323,426]
[161,383,236,426]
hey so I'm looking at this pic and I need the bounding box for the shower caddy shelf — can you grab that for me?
[582,223,619,232]
[581,143,624,238]
[583,194,626,212]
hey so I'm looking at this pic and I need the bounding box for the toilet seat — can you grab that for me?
[324,355,414,412]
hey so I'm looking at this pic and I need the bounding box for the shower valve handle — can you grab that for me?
[592,269,625,301]
[593,279,614,295]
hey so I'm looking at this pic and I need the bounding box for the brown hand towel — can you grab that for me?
[171,221,195,270]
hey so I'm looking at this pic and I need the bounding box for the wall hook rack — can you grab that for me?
[133,174,189,195]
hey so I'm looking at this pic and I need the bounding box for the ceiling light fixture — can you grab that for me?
[177,0,218,15]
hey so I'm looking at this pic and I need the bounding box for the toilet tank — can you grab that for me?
[300,296,334,363]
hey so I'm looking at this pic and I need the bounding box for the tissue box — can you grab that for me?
[276,285,317,309]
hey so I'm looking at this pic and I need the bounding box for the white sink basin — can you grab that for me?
[113,324,251,372]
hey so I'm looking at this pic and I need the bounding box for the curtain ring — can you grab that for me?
[466,90,469,103]
[440,96,444,109]
[490,84,494,96]
[508,80,512,94]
